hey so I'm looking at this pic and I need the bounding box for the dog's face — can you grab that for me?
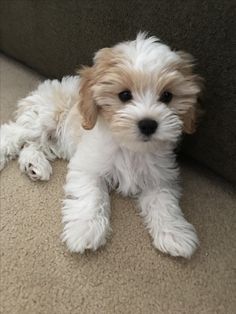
[78,33,202,152]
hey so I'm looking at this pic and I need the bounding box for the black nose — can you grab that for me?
[138,119,158,136]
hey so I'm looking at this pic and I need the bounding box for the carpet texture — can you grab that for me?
[0,55,236,314]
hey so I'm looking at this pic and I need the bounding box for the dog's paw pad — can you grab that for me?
[26,163,42,180]
[23,161,52,181]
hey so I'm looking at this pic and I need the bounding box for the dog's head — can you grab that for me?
[78,33,202,152]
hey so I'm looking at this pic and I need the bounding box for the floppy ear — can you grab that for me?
[78,67,98,130]
[182,79,203,134]
[177,51,203,134]
[182,105,198,134]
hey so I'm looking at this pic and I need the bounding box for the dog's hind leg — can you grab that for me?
[0,90,54,172]
[18,142,53,181]
[0,122,37,171]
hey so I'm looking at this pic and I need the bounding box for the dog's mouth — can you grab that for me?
[140,133,155,142]
[142,137,151,142]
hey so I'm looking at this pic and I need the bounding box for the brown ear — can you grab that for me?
[182,106,197,134]
[182,96,204,134]
[176,51,204,134]
[78,67,98,130]
[176,51,195,75]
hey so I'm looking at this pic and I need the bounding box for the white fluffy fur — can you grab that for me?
[0,33,200,258]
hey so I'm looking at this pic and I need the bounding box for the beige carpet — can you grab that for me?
[0,54,235,314]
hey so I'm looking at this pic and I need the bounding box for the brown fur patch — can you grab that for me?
[78,67,98,130]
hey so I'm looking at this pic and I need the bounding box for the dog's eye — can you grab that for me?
[118,90,132,102]
[159,91,173,104]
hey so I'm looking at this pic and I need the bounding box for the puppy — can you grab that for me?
[0,33,202,258]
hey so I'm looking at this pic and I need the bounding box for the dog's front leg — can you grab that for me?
[62,169,111,253]
[138,188,199,258]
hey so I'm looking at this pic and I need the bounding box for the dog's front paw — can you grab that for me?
[62,217,111,253]
[153,220,199,258]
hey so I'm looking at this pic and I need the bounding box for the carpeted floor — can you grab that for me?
[0,54,235,314]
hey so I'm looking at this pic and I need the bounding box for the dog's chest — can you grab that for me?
[108,149,159,196]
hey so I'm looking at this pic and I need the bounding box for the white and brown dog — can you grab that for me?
[0,33,202,258]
